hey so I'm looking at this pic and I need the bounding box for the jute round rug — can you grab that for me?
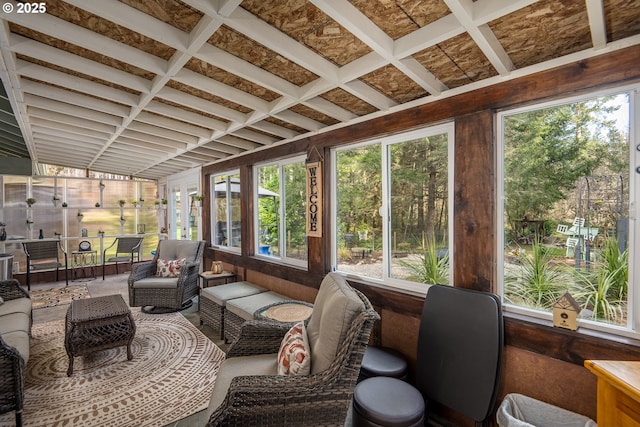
[0,309,225,427]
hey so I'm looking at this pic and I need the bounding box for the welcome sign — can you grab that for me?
[306,161,322,237]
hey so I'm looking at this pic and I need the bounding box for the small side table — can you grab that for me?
[199,271,238,288]
[71,250,97,281]
[255,300,314,324]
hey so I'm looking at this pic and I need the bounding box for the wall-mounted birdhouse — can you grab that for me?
[553,292,581,331]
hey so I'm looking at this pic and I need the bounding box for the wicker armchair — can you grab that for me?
[0,280,32,427]
[128,239,205,313]
[205,272,380,426]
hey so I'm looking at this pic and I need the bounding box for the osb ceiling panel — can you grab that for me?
[604,0,640,42]
[413,33,498,89]
[489,0,593,69]
[208,25,319,87]
[350,0,451,40]
[241,0,372,66]
[0,0,637,179]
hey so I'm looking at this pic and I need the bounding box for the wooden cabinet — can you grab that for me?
[585,360,640,427]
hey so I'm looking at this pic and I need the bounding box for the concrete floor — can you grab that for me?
[29,272,227,427]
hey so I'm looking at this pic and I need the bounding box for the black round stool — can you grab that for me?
[358,346,408,382]
[352,376,425,427]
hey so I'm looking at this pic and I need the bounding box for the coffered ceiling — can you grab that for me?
[0,0,638,179]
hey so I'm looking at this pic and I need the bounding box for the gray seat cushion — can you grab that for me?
[0,297,32,317]
[353,377,425,427]
[226,291,289,320]
[201,281,267,306]
[132,277,179,289]
[205,353,277,419]
[0,312,31,334]
[2,330,30,362]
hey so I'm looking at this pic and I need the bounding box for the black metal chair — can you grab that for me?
[102,237,143,280]
[22,240,68,291]
[353,285,504,426]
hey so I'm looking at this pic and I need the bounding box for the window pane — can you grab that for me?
[502,93,630,327]
[229,173,241,249]
[212,173,241,249]
[335,144,382,279]
[284,162,307,261]
[257,165,280,256]
[389,134,449,284]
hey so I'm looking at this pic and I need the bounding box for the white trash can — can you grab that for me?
[0,253,13,280]
[497,393,596,427]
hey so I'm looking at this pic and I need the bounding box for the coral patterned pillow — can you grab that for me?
[155,258,186,278]
[277,321,311,375]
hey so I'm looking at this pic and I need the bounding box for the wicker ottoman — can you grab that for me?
[224,291,289,343]
[64,294,136,376]
[199,281,266,340]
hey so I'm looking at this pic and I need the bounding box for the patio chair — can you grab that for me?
[205,272,380,426]
[128,239,205,313]
[102,237,143,280]
[22,240,68,290]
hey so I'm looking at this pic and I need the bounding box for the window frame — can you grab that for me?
[331,123,455,295]
[253,155,308,268]
[210,170,241,254]
[496,84,639,339]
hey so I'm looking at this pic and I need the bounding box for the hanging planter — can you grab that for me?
[26,198,36,208]
[52,195,60,207]
[77,211,84,222]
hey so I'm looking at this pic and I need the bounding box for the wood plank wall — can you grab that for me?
[203,44,640,425]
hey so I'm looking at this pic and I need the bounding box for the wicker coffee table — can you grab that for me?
[64,294,136,376]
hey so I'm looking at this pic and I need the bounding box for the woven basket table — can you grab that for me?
[64,294,136,376]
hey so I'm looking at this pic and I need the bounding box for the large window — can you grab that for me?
[498,87,638,337]
[332,125,454,294]
[254,157,308,266]
[211,171,241,252]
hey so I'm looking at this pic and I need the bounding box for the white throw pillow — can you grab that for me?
[277,321,311,375]
[155,258,186,278]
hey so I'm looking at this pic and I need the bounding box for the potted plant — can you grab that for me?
[52,195,60,207]
[161,198,168,209]
[118,200,126,207]
[97,229,104,237]
[120,215,126,225]
[26,198,36,207]
[95,202,101,207]
[77,211,84,221]
[131,200,138,208]
[62,202,68,208]
[194,195,203,206]
[99,181,105,190]
[138,197,144,208]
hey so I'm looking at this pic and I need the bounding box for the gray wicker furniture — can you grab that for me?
[0,279,32,427]
[64,294,136,376]
[200,281,267,340]
[102,236,143,280]
[22,239,68,290]
[205,272,380,426]
[128,239,205,312]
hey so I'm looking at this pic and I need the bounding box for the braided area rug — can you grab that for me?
[0,308,225,427]
[30,284,90,309]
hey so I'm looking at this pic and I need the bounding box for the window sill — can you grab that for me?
[505,311,640,365]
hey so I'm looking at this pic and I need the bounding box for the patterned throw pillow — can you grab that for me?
[277,321,311,375]
[155,258,186,278]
